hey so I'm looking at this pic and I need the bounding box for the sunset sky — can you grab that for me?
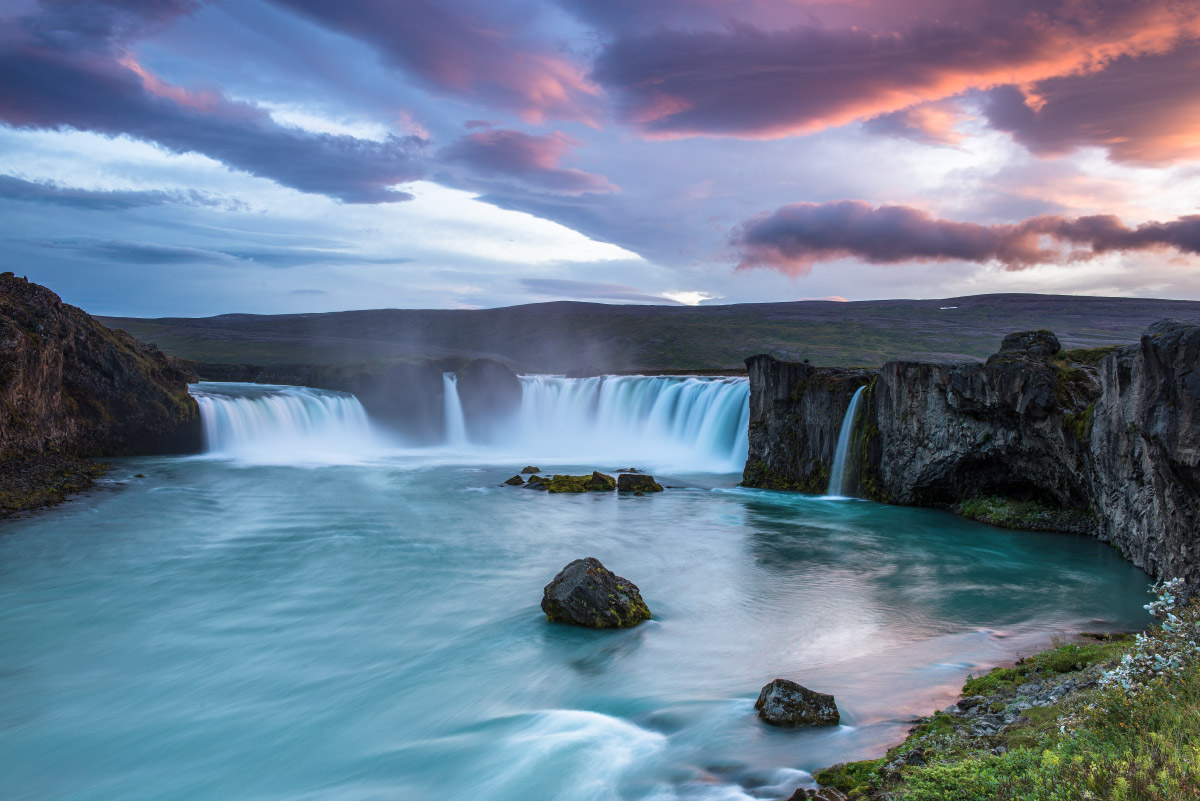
[2,0,1199,315]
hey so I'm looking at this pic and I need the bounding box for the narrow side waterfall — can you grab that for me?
[507,375,750,472]
[442,373,469,447]
[827,385,866,497]
[190,382,379,464]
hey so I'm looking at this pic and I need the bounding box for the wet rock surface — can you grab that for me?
[541,557,651,628]
[617,473,663,492]
[755,678,840,727]
[525,471,616,493]
[503,475,525,486]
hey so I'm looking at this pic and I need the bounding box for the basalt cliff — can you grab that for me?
[0,273,201,515]
[744,321,1200,589]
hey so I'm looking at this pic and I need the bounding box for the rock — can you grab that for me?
[617,473,663,492]
[527,471,616,493]
[504,475,525,486]
[456,358,522,441]
[755,679,840,727]
[743,321,1200,591]
[541,557,651,628]
[521,465,541,474]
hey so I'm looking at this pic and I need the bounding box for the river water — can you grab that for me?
[0,380,1151,801]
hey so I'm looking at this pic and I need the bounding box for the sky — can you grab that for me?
[1,0,1200,316]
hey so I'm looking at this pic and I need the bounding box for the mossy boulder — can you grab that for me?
[755,678,840,727]
[541,557,651,628]
[526,471,616,493]
[617,473,663,492]
[504,474,525,486]
[521,465,541,474]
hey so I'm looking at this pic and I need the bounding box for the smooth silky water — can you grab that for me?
[0,380,1151,801]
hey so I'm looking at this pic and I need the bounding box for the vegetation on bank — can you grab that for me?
[955,496,1096,535]
[0,450,108,517]
[814,581,1200,800]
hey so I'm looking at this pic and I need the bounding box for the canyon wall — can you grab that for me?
[743,322,1200,587]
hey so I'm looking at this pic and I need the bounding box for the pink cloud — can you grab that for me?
[730,200,1200,275]
[441,129,617,195]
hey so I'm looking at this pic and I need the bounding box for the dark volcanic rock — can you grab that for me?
[741,356,873,492]
[456,358,522,442]
[0,273,201,514]
[755,678,840,727]
[541,557,651,628]
[617,473,663,492]
[743,320,1200,591]
[504,475,525,486]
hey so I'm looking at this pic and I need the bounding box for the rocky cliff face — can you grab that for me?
[1089,320,1200,587]
[0,273,201,513]
[744,322,1200,587]
[743,355,872,492]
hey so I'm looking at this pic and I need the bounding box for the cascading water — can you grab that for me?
[827,385,866,497]
[505,375,750,472]
[190,382,379,464]
[442,373,469,447]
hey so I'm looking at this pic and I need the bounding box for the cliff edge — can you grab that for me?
[743,321,1200,589]
[0,273,201,515]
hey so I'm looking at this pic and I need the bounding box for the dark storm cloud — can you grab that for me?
[0,0,426,203]
[590,1,1200,140]
[730,200,1200,274]
[983,44,1200,165]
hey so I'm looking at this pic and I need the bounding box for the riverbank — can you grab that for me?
[808,582,1199,800]
[0,450,108,518]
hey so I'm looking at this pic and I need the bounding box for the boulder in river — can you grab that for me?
[521,465,541,474]
[755,678,840,727]
[617,473,663,493]
[504,475,525,486]
[541,557,651,628]
[526,471,616,493]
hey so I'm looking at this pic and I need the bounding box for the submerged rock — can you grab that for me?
[526,471,616,493]
[521,465,541,474]
[504,475,525,486]
[617,473,663,493]
[541,557,651,628]
[755,679,840,727]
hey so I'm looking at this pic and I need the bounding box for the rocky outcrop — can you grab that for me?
[1090,320,1200,587]
[456,358,522,442]
[755,678,840,727]
[525,471,616,493]
[541,557,651,628]
[0,273,201,513]
[617,473,663,492]
[743,321,1200,589]
[743,355,873,492]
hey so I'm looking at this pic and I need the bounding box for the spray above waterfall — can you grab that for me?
[827,385,866,497]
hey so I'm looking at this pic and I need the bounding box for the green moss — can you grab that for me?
[814,759,886,792]
[1063,401,1096,443]
[537,472,616,493]
[1055,345,1119,366]
[956,495,1094,534]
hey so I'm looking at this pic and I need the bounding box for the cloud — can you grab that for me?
[520,277,679,304]
[983,44,1200,165]
[441,130,616,195]
[0,1,427,202]
[730,200,1200,274]
[22,236,412,267]
[0,174,241,209]
[591,2,1200,139]
[864,100,968,146]
[268,0,599,124]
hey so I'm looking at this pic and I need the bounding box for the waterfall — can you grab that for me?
[827,385,866,497]
[192,375,751,472]
[190,382,378,463]
[442,373,469,447]
[506,375,750,472]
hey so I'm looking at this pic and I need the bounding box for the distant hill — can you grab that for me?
[99,293,1200,373]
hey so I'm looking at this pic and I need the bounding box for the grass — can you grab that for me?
[956,496,1095,534]
[962,635,1134,696]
